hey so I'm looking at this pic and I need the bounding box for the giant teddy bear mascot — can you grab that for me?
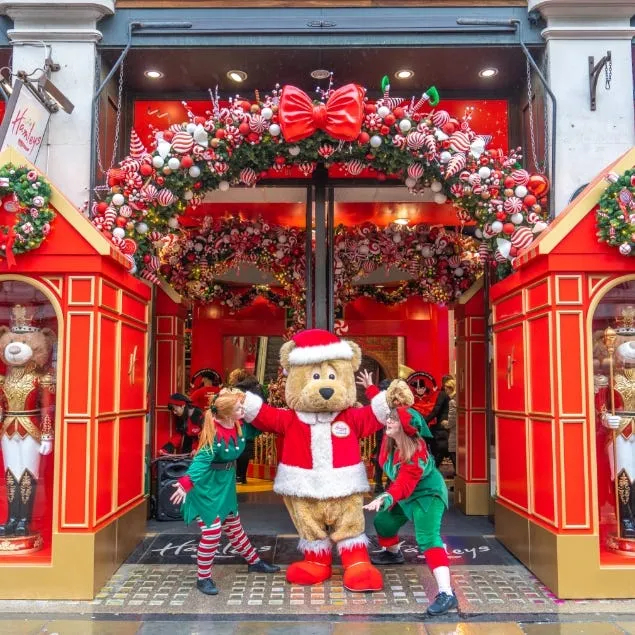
[0,305,56,540]
[242,329,413,592]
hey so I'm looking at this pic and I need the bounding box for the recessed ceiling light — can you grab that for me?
[311,69,331,80]
[394,69,414,80]
[144,70,164,79]
[227,70,248,83]
[393,209,410,225]
[479,67,498,78]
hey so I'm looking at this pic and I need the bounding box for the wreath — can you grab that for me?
[0,164,55,265]
[597,167,635,256]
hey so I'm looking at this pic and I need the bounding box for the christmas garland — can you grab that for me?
[90,81,549,283]
[596,167,635,256]
[0,164,55,264]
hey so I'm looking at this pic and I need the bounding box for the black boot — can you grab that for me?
[248,559,280,573]
[370,549,405,565]
[15,470,36,537]
[196,578,218,595]
[0,470,18,537]
[427,591,458,616]
[617,469,635,538]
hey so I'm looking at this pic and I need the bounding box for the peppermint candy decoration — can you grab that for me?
[503,197,523,215]
[448,255,461,268]
[392,135,407,149]
[171,131,195,155]
[444,153,466,179]
[240,168,258,186]
[407,162,424,180]
[158,189,176,207]
[121,159,141,174]
[21,222,34,234]
[318,144,335,159]
[344,160,365,177]
[142,184,158,201]
[527,212,541,224]
[423,135,437,156]
[299,162,315,176]
[213,161,229,175]
[494,248,508,263]
[431,110,451,127]
[129,129,147,159]
[141,269,160,284]
[103,207,117,229]
[468,173,481,187]
[511,169,530,186]
[406,132,426,150]
[364,113,382,131]
[510,226,534,250]
[456,209,472,224]
[249,115,268,134]
[449,131,471,153]
[119,205,133,218]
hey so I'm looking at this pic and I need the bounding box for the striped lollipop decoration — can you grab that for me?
[171,131,195,155]
[444,153,466,179]
[431,110,450,127]
[142,184,158,201]
[169,124,184,134]
[423,135,437,156]
[141,269,160,284]
[157,189,176,207]
[103,206,117,230]
[406,132,426,150]
[510,226,534,251]
[249,115,268,134]
[449,131,471,153]
[121,159,141,174]
[478,243,490,264]
[407,162,424,180]
[240,168,258,186]
[129,129,147,159]
[503,197,523,215]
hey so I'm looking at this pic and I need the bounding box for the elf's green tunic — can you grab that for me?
[181,422,260,527]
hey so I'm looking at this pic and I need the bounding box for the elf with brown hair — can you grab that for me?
[170,388,280,595]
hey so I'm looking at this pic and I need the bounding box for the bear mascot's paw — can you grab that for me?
[386,379,414,408]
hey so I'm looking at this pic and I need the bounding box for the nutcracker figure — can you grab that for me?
[0,305,56,544]
[601,312,635,554]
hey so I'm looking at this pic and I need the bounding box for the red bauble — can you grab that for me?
[238,122,250,136]
[364,103,377,114]
[194,116,206,125]
[442,121,457,135]
[504,177,515,189]
[181,156,194,169]
[523,194,537,208]
[365,153,374,161]
[215,128,226,139]
[377,172,387,181]
[393,107,405,119]
[380,125,390,135]
[240,100,251,112]
[108,177,118,187]
[186,253,196,262]
[143,254,151,263]
[247,132,260,143]
[96,201,109,215]
[412,113,422,122]
[163,131,174,142]
[358,131,370,145]
[194,182,202,190]
[384,114,396,126]
[527,174,550,197]
[156,177,165,186]
[115,216,127,227]
[496,211,506,221]
[503,222,515,235]
[140,164,153,177]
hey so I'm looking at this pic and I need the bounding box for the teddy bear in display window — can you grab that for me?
[242,329,413,592]
[0,305,56,545]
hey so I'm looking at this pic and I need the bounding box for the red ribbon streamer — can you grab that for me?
[279,84,365,143]
[0,227,16,268]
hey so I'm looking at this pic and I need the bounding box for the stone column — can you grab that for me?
[529,0,635,214]
[0,0,114,207]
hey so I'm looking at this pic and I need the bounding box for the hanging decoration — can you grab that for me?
[597,167,635,256]
[0,164,55,267]
[91,80,549,282]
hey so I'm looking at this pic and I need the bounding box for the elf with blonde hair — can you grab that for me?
[170,387,280,595]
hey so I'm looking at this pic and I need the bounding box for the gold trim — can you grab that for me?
[60,419,90,528]
[397,336,405,369]
[555,274,583,305]
[68,276,95,307]
[527,311,555,416]
[558,418,591,529]
[523,277,551,313]
[63,311,94,418]
[555,310,586,418]
[588,275,610,300]
[41,276,63,297]
[98,279,122,314]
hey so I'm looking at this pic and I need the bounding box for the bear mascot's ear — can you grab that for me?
[348,340,362,372]
[0,326,9,339]
[280,339,295,371]
[40,327,57,352]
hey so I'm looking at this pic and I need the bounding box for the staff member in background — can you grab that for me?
[424,375,453,467]
[170,388,280,595]
[159,393,203,456]
[190,369,222,410]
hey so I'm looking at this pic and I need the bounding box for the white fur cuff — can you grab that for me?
[371,391,391,423]
[288,341,353,366]
[274,462,370,499]
[298,537,332,555]
[242,391,263,422]
[337,534,369,553]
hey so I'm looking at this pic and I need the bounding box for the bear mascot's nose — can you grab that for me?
[319,387,334,400]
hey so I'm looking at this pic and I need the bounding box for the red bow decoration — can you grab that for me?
[279,84,365,143]
[0,228,16,269]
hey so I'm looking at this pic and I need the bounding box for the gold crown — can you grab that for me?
[10,305,38,333]
[616,306,635,335]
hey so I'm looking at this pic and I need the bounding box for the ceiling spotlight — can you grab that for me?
[227,70,248,83]
[393,209,410,226]
[310,69,331,80]
[479,67,498,78]
[394,69,414,80]
[144,70,164,79]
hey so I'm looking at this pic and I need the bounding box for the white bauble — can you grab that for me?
[377,106,390,118]
[167,157,181,170]
[510,212,524,225]
[405,176,417,188]
[261,107,273,120]
[533,221,548,233]
[184,190,194,201]
[430,181,443,192]
[167,217,179,229]
[474,228,483,239]
[434,193,447,204]
[152,155,165,169]
[268,123,281,137]
[514,185,528,198]
[478,166,491,180]
[454,267,464,277]
[186,123,197,134]
[112,227,126,239]
[289,146,301,157]
[440,151,452,164]
[399,119,412,133]
[421,245,433,258]
[218,180,230,192]
[189,166,201,178]
[370,135,383,148]
[491,220,503,234]
[136,222,149,234]
[111,193,125,207]
[620,243,632,256]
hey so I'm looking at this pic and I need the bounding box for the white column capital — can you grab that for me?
[0,0,114,42]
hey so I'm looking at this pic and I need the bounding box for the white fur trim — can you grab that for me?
[617,341,635,363]
[310,422,333,470]
[274,462,370,499]
[242,391,263,422]
[296,411,339,425]
[298,537,332,555]
[288,341,354,366]
[371,391,391,423]
[337,533,369,553]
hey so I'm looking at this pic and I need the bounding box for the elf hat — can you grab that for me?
[168,393,190,408]
[394,407,433,439]
[287,328,354,366]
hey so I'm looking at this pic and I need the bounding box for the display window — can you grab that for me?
[592,279,635,564]
[0,280,58,562]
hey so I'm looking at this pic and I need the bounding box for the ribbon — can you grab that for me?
[0,228,16,269]
[279,83,365,143]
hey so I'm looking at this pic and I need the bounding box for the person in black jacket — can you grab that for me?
[425,375,453,468]
[230,371,265,484]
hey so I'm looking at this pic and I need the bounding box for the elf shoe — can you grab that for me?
[339,543,383,592]
[286,548,332,585]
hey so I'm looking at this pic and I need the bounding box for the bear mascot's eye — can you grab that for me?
[312,373,320,380]
[328,373,335,380]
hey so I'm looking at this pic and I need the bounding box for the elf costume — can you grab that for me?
[367,403,458,616]
[177,420,279,595]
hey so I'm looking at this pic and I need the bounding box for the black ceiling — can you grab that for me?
[102,45,531,97]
